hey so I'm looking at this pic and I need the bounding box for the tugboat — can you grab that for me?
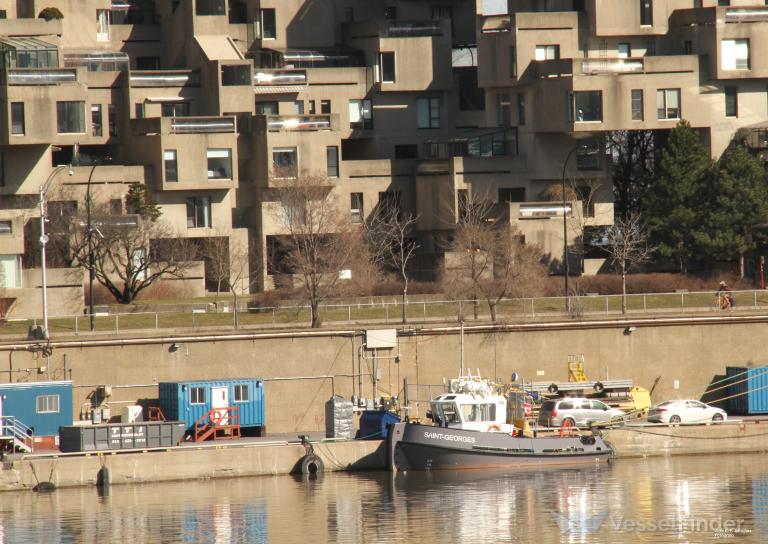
[388,371,612,471]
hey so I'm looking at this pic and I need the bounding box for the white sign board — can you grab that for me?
[365,329,397,349]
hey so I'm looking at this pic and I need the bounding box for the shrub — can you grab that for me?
[38,7,64,20]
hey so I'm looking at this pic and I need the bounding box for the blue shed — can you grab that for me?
[158,379,265,432]
[0,380,73,437]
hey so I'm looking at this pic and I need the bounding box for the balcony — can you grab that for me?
[265,114,337,132]
[725,8,768,23]
[64,51,129,72]
[171,117,236,134]
[581,58,644,74]
[344,19,446,40]
[129,70,200,87]
[534,56,694,79]
[2,68,77,85]
[423,129,517,159]
[253,68,307,94]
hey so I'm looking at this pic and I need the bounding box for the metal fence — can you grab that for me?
[4,289,767,337]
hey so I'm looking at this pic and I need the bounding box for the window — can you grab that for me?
[36,395,60,413]
[395,144,418,159]
[11,102,24,135]
[349,99,373,129]
[320,100,331,114]
[577,141,600,170]
[260,8,276,39]
[234,384,250,402]
[657,88,680,119]
[618,43,631,58]
[640,0,652,26]
[684,40,692,54]
[91,104,102,136]
[108,104,117,136]
[725,86,738,117]
[326,146,339,177]
[0,220,11,234]
[718,0,730,5]
[517,92,525,125]
[196,0,226,15]
[164,150,178,182]
[535,45,560,60]
[96,9,110,41]
[379,52,396,83]
[161,102,189,117]
[721,39,749,70]
[186,197,211,228]
[497,93,510,126]
[576,186,596,217]
[498,188,525,203]
[56,101,85,133]
[570,91,602,122]
[308,100,316,114]
[417,97,440,129]
[221,65,250,86]
[190,387,205,404]
[509,46,517,77]
[631,89,643,121]
[136,56,160,70]
[207,149,232,179]
[256,101,278,115]
[292,101,304,115]
[351,193,364,223]
[135,102,145,119]
[379,190,402,220]
[0,254,19,288]
[273,147,298,178]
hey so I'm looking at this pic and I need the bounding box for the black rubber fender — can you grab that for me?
[580,435,597,446]
[299,454,324,475]
[547,383,559,394]
[593,381,605,393]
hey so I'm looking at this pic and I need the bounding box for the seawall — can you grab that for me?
[2,314,768,433]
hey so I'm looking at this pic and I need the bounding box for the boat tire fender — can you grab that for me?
[299,454,324,475]
[547,383,559,394]
[593,382,605,393]
[580,435,596,446]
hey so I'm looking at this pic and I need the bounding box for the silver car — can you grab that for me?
[537,398,626,428]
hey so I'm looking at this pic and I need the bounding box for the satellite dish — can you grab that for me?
[511,372,519,383]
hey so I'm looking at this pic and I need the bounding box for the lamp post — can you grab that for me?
[39,164,73,339]
[560,144,588,313]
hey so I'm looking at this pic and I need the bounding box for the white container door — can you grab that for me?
[211,386,229,424]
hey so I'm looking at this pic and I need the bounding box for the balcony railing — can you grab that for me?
[129,70,199,87]
[253,69,308,94]
[423,129,517,159]
[3,68,77,85]
[171,116,236,134]
[265,115,335,132]
[581,59,644,74]
[384,20,443,37]
[726,8,768,23]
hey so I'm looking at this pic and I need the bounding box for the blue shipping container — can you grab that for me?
[0,380,73,436]
[158,379,265,431]
[727,366,768,415]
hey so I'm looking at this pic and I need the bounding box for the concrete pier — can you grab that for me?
[3,420,768,493]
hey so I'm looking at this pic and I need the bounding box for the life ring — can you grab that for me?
[299,454,324,475]
[524,403,532,417]
[593,382,605,393]
[487,424,501,432]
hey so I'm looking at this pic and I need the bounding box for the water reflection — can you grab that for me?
[0,454,766,543]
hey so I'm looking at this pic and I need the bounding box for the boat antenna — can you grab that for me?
[460,320,464,377]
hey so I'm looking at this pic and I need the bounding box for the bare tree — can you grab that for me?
[66,199,198,304]
[273,174,366,328]
[475,227,547,322]
[600,214,655,314]
[365,201,419,323]
[226,236,257,329]
[198,231,230,297]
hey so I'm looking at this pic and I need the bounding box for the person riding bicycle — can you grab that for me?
[716,281,734,310]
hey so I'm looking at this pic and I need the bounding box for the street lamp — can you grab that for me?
[39,164,73,339]
[560,143,589,313]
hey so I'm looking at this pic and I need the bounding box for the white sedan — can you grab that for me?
[647,400,727,424]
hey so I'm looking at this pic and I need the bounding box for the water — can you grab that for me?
[1,453,766,543]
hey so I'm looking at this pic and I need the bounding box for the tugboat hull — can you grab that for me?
[388,422,611,471]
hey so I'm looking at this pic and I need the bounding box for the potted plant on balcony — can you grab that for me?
[38,7,64,21]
